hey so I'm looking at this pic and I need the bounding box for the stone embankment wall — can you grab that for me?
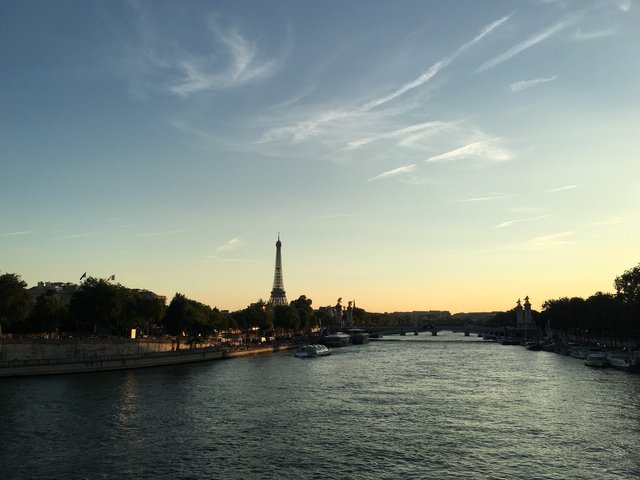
[0,337,221,361]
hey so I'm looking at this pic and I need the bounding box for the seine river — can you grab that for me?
[1,332,639,480]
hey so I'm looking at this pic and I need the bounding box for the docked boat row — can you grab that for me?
[582,350,640,370]
[323,329,370,347]
[295,328,371,358]
[489,334,640,372]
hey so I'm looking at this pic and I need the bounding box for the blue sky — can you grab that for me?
[1,0,639,313]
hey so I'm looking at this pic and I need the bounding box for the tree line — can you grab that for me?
[485,263,640,339]
[3,262,639,339]
[0,274,323,338]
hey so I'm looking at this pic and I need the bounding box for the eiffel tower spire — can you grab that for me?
[269,234,288,306]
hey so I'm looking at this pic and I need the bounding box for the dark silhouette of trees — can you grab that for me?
[273,304,300,333]
[487,309,517,328]
[67,278,165,337]
[614,264,640,306]
[539,262,640,339]
[614,264,640,338]
[125,292,166,336]
[290,295,314,332]
[68,277,128,335]
[0,273,33,334]
[26,294,68,334]
[164,293,220,337]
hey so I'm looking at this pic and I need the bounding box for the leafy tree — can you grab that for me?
[164,293,217,337]
[274,304,300,333]
[614,263,640,306]
[0,273,33,334]
[243,300,274,333]
[124,291,166,336]
[541,297,587,332]
[291,295,314,332]
[584,292,620,336]
[68,277,127,335]
[27,294,68,334]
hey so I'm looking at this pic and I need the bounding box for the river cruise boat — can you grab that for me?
[323,333,351,348]
[294,344,330,358]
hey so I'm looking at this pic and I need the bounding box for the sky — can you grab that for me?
[1,0,639,314]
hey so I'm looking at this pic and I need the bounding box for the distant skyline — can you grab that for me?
[1,0,639,313]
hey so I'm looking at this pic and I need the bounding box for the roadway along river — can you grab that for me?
[1,332,639,479]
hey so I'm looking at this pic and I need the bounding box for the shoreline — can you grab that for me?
[0,343,297,378]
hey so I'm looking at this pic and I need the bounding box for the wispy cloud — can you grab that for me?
[53,232,95,241]
[456,194,512,203]
[367,164,417,182]
[348,121,448,150]
[426,141,511,163]
[124,8,288,99]
[136,230,186,237]
[0,231,31,237]
[362,14,511,111]
[512,231,574,250]
[616,0,632,12]
[585,217,624,227]
[216,238,246,252]
[495,214,551,228]
[477,21,569,72]
[169,21,287,96]
[259,14,510,146]
[509,76,558,92]
[573,28,617,41]
[544,184,578,192]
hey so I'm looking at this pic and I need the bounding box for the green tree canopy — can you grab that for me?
[68,277,127,335]
[0,273,33,334]
[164,293,217,337]
[26,294,68,334]
[291,295,314,332]
[274,304,300,333]
[614,263,640,306]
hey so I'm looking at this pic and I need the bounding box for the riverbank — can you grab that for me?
[0,341,296,378]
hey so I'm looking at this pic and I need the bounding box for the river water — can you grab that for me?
[1,332,639,480]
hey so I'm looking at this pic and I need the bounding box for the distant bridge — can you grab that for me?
[362,324,506,338]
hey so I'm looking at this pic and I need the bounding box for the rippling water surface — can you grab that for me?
[2,332,639,479]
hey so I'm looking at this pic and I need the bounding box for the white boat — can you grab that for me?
[570,347,590,359]
[607,352,634,371]
[294,344,330,358]
[584,352,608,367]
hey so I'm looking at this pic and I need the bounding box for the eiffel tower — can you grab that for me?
[269,234,288,306]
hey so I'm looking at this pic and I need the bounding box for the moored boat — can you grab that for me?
[347,328,369,344]
[607,353,632,370]
[584,352,608,367]
[525,341,542,351]
[294,344,331,358]
[569,347,590,359]
[323,333,351,348]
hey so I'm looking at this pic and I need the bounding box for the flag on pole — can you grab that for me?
[80,272,87,281]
